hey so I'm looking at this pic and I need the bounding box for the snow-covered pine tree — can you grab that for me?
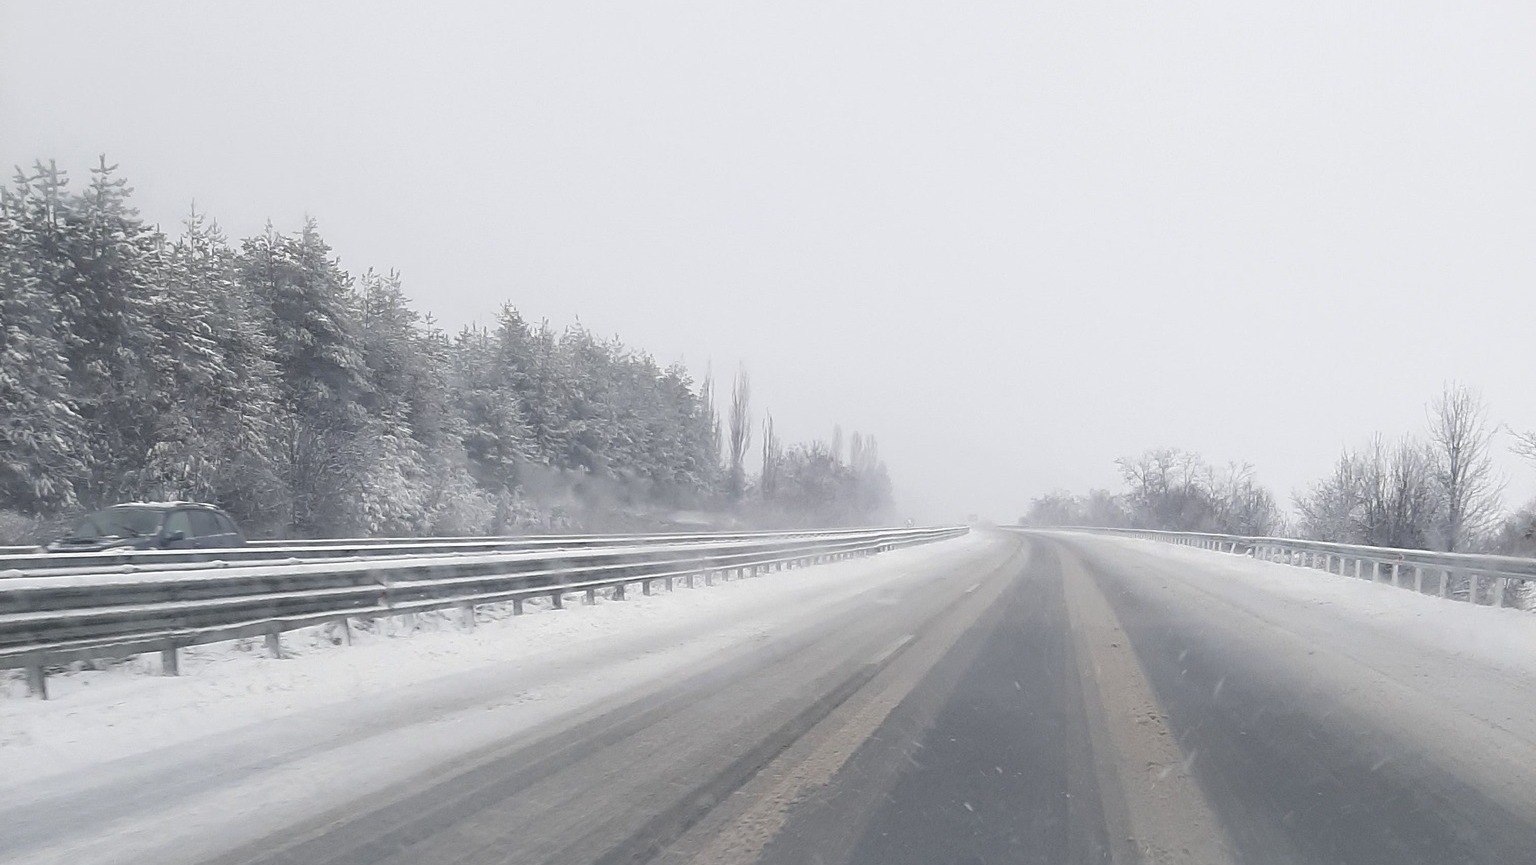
[139,207,256,505]
[355,269,430,535]
[0,168,86,514]
[169,210,285,531]
[452,323,533,530]
[413,317,492,534]
[55,158,163,506]
[239,219,372,537]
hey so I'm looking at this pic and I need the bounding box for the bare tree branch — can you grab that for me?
[1427,383,1503,551]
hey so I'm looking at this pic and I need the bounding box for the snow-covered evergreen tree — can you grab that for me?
[0,168,86,513]
[54,158,164,505]
[239,219,371,537]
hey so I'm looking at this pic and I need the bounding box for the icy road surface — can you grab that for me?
[2,531,1534,864]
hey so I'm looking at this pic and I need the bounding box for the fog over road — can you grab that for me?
[4,531,1534,865]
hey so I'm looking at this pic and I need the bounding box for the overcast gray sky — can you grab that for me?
[4,1,1535,522]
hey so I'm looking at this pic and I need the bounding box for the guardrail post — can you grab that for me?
[1353,559,1362,579]
[265,629,283,659]
[686,572,696,589]
[513,598,525,615]
[1465,572,1478,604]
[550,591,564,609]
[1438,569,1450,599]
[1413,566,1424,593]
[1370,561,1380,582]
[26,662,48,699]
[665,576,674,592]
[1389,562,1399,587]
[704,571,714,586]
[1493,577,1507,608]
[161,647,179,676]
[585,588,597,605]
[642,579,653,596]
[459,602,477,631]
[614,583,627,601]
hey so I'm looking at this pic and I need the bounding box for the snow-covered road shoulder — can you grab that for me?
[0,533,989,791]
[1064,533,1536,682]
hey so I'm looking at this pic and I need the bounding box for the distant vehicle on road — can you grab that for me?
[44,502,246,553]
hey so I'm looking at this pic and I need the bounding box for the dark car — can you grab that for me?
[45,502,246,553]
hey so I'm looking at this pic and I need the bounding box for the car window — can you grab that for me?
[190,511,223,537]
[217,514,240,537]
[73,507,164,539]
[164,511,193,538]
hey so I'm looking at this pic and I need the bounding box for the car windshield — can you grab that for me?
[72,508,163,540]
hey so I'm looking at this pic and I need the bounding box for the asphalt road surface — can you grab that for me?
[5,530,1535,865]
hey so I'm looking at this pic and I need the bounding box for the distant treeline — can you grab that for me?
[1021,384,1536,556]
[0,158,892,539]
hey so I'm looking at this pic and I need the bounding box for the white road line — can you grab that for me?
[869,634,915,666]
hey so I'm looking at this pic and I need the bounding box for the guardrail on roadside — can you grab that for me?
[0,528,868,575]
[1,526,968,699]
[1036,526,1535,611]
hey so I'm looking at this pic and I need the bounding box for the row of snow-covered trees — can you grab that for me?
[0,158,893,539]
[1023,384,1536,556]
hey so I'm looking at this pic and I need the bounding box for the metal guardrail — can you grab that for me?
[0,528,864,575]
[1,526,968,698]
[1044,526,1536,610]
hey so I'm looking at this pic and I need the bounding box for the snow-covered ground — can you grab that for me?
[1069,533,1536,682]
[0,534,989,790]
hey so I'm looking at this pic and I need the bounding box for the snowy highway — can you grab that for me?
[3,530,1535,864]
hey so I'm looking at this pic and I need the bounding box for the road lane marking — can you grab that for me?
[1059,548,1237,865]
[869,634,915,665]
[681,565,1017,865]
